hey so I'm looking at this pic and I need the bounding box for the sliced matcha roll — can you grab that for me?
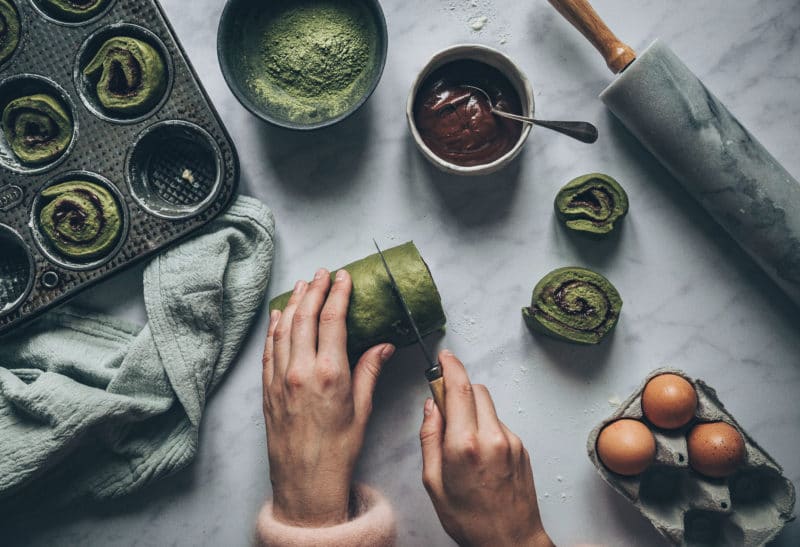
[39,0,109,22]
[0,0,20,65]
[270,241,446,356]
[522,267,622,345]
[83,36,166,116]
[555,173,629,236]
[38,180,123,262]
[2,94,73,166]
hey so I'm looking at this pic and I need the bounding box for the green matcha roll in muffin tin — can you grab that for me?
[33,0,112,23]
[555,173,629,236]
[0,75,76,171]
[523,267,622,345]
[83,37,166,116]
[2,94,73,165]
[33,175,126,266]
[271,241,446,356]
[76,23,172,122]
[0,0,20,65]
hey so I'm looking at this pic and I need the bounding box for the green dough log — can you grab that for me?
[2,94,73,166]
[39,180,122,261]
[83,36,167,116]
[0,0,20,65]
[555,173,629,236]
[270,241,446,356]
[39,0,109,22]
[522,267,622,345]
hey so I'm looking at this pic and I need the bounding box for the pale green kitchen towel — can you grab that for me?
[0,195,275,516]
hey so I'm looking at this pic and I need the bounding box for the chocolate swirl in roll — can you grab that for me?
[83,36,167,116]
[38,180,122,262]
[2,94,73,166]
[0,0,20,65]
[522,267,622,345]
[555,173,629,236]
[39,0,109,22]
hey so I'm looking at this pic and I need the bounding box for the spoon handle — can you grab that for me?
[491,109,599,143]
[533,118,599,144]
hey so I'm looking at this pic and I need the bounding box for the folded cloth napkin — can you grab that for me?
[0,196,275,517]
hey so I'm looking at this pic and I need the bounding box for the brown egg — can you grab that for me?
[597,419,657,476]
[642,373,698,429]
[688,422,746,478]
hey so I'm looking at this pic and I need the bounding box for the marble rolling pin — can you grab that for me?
[549,0,800,306]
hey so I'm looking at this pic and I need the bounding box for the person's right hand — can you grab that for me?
[419,350,554,547]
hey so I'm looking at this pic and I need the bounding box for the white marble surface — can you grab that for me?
[8,0,800,545]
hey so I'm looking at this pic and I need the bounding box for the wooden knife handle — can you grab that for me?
[548,0,636,74]
[428,376,446,418]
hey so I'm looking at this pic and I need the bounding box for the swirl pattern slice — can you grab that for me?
[522,267,622,345]
[555,173,629,236]
[39,0,109,22]
[38,180,122,262]
[83,36,166,116]
[2,93,72,166]
[0,0,20,65]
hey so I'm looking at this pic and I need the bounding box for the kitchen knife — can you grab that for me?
[373,239,446,416]
[549,0,800,308]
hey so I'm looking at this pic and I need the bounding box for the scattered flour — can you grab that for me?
[608,395,622,407]
[469,16,488,31]
[442,0,511,45]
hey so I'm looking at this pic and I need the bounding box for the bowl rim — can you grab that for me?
[406,43,535,176]
[216,0,388,131]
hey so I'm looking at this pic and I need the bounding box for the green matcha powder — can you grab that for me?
[248,1,376,123]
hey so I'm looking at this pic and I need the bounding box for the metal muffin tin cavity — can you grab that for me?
[587,367,796,546]
[0,0,238,331]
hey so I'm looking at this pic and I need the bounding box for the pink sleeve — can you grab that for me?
[255,483,397,547]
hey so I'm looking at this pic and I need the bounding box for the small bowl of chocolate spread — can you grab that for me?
[407,44,534,176]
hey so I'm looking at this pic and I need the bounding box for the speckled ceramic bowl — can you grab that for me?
[217,0,388,130]
[407,44,534,176]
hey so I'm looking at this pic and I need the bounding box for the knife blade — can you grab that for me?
[372,239,445,416]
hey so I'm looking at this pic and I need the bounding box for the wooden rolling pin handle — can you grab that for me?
[547,0,636,74]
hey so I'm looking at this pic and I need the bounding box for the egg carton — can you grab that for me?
[0,0,238,333]
[587,367,796,545]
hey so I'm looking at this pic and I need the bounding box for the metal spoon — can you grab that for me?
[461,85,598,144]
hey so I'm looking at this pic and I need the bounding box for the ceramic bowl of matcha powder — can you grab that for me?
[218,0,388,130]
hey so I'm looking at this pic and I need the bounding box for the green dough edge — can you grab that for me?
[0,0,20,65]
[522,266,622,345]
[270,241,447,356]
[40,0,109,22]
[2,94,73,166]
[39,180,122,261]
[554,173,629,237]
[83,36,167,116]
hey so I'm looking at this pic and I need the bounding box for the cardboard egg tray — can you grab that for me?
[587,367,796,545]
[0,0,238,334]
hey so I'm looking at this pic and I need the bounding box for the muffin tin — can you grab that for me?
[587,367,796,545]
[0,0,238,334]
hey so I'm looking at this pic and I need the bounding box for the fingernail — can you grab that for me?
[424,398,433,416]
[441,349,453,357]
[381,344,395,359]
[335,269,347,281]
[269,310,280,325]
[313,268,326,281]
[293,280,305,294]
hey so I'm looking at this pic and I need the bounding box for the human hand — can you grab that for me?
[262,268,395,527]
[419,350,553,547]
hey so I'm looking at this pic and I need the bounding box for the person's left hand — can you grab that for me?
[262,268,395,527]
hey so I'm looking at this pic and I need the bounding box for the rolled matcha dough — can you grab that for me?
[269,241,446,356]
